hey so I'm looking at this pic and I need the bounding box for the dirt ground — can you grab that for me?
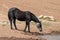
[0,37,45,40]
[0,20,60,40]
[0,0,60,40]
[0,23,47,40]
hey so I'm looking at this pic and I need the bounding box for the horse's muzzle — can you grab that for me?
[38,28,42,32]
[36,23,42,32]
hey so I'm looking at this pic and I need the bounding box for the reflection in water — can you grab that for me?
[39,35,60,40]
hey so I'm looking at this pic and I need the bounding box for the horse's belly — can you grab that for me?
[18,19,26,21]
[17,17,26,21]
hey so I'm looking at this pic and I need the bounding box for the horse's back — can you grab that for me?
[8,7,22,15]
[8,7,36,21]
[8,7,23,19]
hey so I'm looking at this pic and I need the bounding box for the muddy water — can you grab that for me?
[39,35,60,40]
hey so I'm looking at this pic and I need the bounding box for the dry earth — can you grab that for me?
[0,0,60,40]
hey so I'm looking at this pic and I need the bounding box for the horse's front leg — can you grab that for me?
[24,20,30,32]
[28,22,30,32]
[27,20,30,32]
[24,24,27,32]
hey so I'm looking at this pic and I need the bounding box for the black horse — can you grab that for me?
[8,7,42,32]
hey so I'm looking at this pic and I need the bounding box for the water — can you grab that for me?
[39,35,60,40]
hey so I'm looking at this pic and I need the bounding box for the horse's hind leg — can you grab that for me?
[13,18,17,30]
[8,17,13,29]
[10,19,13,29]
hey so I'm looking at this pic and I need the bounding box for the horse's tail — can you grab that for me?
[8,8,16,22]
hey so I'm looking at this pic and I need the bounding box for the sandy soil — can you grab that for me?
[0,37,46,40]
[0,20,60,40]
[0,0,60,40]
[0,23,47,40]
[0,0,60,21]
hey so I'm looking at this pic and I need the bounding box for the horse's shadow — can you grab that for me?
[17,29,44,36]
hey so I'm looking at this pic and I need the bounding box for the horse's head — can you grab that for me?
[36,22,42,32]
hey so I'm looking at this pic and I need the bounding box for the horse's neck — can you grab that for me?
[34,18,40,23]
[31,14,40,23]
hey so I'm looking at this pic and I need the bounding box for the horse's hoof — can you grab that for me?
[11,28,13,30]
[23,30,26,32]
[15,29,18,30]
[15,28,18,30]
[28,31,30,33]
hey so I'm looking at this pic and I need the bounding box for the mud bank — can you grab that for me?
[0,37,46,40]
